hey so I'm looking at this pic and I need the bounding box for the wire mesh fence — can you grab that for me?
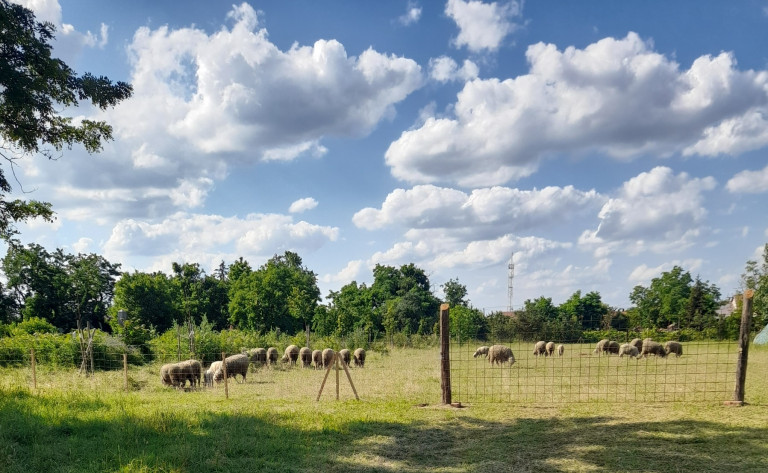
[450,335,739,404]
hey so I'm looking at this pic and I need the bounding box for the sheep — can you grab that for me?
[299,347,312,367]
[473,346,490,358]
[179,359,202,387]
[557,344,564,356]
[605,341,620,355]
[281,344,300,365]
[204,361,223,387]
[545,341,555,356]
[160,363,175,387]
[353,348,366,367]
[312,349,323,369]
[594,339,610,355]
[629,338,643,351]
[533,341,547,356]
[247,347,267,367]
[266,347,279,365]
[488,345,515,366]
[214,354,250,383]
[618,343,639,358]
[338,348,352,366]
[664,341,683,357]
[321,348,336,368]
[640,339,667,358]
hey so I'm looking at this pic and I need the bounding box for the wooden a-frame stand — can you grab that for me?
[316,353,359,401]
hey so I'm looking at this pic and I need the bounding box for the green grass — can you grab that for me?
[1,345,767,472]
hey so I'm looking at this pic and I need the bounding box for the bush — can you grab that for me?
[13,317,58,335]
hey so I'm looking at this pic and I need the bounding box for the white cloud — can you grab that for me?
[103,212,339,269]
[289,197,319,213]
[71,237,93,254]
[429,56,479,82]
[122,4,423,158]
[320,260,365,284]
[445,0,522,52]
[353,184,603,238]
[579,167,715,256]
[726,164,768,193]
[386,32,768,186]
[398,2,422,26]
[628,259,703,285]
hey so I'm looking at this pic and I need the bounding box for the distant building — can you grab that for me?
[716,296,739,319]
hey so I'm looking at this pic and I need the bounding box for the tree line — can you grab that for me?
[1,243,767,344]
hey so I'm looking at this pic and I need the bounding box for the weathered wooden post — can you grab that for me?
[30,349,37,390]
[123,354,129,392]
[440,303,451,405]
[222,352,229,399]
[727,290,753,406]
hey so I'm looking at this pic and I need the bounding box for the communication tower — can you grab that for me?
[507,253,515,312]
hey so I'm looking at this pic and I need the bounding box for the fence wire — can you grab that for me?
[450,337,739,403]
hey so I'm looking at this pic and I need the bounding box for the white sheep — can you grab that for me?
[557,344,564,356]
[473,346,489,358]
[353,348,366,367]
[618,343,639,358]
[533,341,547,356]
[488,345,515,366]
[664,341,683,357]
[545,341,555,356]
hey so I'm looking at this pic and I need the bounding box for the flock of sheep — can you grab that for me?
[469,338,684,368]
[160,345,366,389]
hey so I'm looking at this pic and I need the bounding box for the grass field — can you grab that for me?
[1,344,767,472]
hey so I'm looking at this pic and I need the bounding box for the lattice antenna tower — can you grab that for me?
[507,252,515,312]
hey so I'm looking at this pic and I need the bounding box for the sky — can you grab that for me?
[7,0,768,312]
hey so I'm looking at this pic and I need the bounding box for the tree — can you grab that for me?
[449,305,487,342]
[441,278,468,307]
[111,271,176,332]
[0,1,132,241]
[559,290,608,330]
[741,243,768,330]
[370,263,440,335]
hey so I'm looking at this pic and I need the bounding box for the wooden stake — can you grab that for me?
[123,354,129,392]
[440,303,451,405]
[222,352,229,399]
[30,349,37,390]
[335,354,340,400]
[339,355,359,400]
[316,353,336,401]
[729,290,753,406]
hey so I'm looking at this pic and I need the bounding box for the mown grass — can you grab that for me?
[1,345,766,472]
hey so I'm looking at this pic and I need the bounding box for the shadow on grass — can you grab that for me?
[1,389,766,473]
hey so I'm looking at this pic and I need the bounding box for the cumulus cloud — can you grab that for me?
[289,197,319,213]
[445,0,522,52]
[628,259,704,284]
[398,1,422,26]
[121,4,422,158]
[103,212,339,268]
[353,184,603,238]
[726,164,768,193]
[385,32,768,187]
[320,260,365,284]
[14,0,108,61]
[429,56,479,82]
[579,167,716,256]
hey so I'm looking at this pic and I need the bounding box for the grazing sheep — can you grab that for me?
[312,349,323,369]
[545,342,555,356]
[557,344,564,356]
[299,347,312,367]
[605,341,620,355]
[629,338,643,351]
[160,363,175,386]
[618,343,639,358]
[214,354,250,383]
[266,347,279,365]
[338,349,351,366]
[533,341,547,356]
[281,345,300,364]
[664,341,683,357]
[353,348,366,367]
[179,359,202,387]
[247,348,267,367]
[594,339,610,355]
[473,346,490,358]
[640,339,667,358]
[204,361,222,387]
[488,345,515,366]
[321,348,336,368]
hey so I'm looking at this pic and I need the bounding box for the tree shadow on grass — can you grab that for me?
[1,390,767,473]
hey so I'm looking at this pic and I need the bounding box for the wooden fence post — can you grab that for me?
[123,354,129,392]
[440,303,451,405]
[726,290,753,406]
[30,349,37,390]
[222,352,229,399]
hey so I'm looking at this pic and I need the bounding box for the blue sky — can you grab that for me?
[8,0,768,312]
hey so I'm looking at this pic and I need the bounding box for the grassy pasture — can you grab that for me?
[0,344,767,472]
